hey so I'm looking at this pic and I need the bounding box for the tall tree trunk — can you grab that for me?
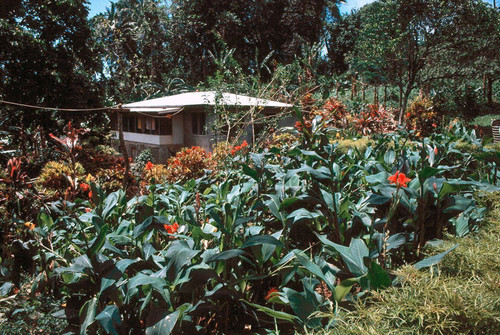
[484,74,488,101]
[487,75,493,104]
[117,109,130,189]
[373,86,379,105]
[362,84,366,101]
[351,76,357,99]
[384,86,387,107]
[398,85,403,111]
[399,87,412,125]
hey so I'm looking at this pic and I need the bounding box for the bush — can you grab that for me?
[141,162,169,185]
[406,97,441,137]
[165,146,215,183]
[37,161,85,193]
[132,148,155,178]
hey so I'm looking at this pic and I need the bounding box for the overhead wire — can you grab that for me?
[0,99,118,112]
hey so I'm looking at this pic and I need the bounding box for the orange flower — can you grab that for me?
[85,208,91,213]
[265,287,279,301]
[145,161,154,170]
[88,191,93,199]
[164,222,180,234]
[231,141,249,155]
[388,171,411,188]
[80,182,90,192]
[434,147,438,155]
[24,222,35,230]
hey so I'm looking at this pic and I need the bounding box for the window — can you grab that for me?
[159,117,172,135]
[137,117,143,132]
[192,112,206,135]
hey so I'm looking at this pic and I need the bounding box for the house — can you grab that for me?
[111,91,293,162]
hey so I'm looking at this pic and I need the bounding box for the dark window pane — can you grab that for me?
[192,112,198,134]
[200,112,206,135]
[159,117,173,135]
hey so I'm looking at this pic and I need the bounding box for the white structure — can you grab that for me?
[112,91,293,162]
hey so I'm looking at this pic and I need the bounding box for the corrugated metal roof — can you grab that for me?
[123,91,293,111]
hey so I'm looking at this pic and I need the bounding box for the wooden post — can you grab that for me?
[487,75,493,104]
[383,86,387,108]
[117,108,130,189]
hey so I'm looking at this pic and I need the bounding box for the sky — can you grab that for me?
[87,0,496,18]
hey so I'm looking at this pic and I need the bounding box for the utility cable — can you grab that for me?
[0,99,118,112]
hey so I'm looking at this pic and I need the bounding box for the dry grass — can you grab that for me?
[314,197,500,335]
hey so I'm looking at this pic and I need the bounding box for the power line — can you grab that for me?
[0,99,118,112]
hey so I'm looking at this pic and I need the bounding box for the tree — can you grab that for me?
[0,0,101,137]
[169,0,343,83]
[91,0,185,104]
[350,0,500,122]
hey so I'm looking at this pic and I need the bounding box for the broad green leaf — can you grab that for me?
[333,278,357,302]
[265,195,285,222]
[95,305,121,335]
[384,150,395,165]
[279,197,299,211]
[442,196,474,214]
[241,235,283,249]
[88,224,108,257]
[242,164,258,181]
[316,235,368,277]
[102,191,120,219]
[366,261,391,289]
[206,249,245,262]
[128,273,167,291]
[294,251,334,291]
[365,172,390,185]
[240,300,300,323]
[283,288,320,326]
[145,310,180,335]
[418,166,442,180]
[286,208,320,225]
[385,233,409,251]
[414,244,458,270]
[0,282,12,296]
[79,297,98,335]
[438,180,476,199]
[37,212,54,228]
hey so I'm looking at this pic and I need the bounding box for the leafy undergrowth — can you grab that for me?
[0,278,68,334]
[315,196,500,335]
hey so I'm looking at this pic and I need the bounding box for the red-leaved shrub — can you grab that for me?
[165,147,215,183]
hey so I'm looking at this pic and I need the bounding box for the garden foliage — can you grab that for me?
[19,113,500,334]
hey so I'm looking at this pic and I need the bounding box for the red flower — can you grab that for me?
[80,182,90,192]
[164,222,180,234]
[265,287,279,301]
[231,141,249,155]
[145,161,154,170]
[85,208,91,213]
[294,120,312,132]
[88,191,93,199]
[434,147,438,155]
[388,171,411,188]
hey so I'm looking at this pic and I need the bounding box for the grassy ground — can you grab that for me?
[314,193,500,335]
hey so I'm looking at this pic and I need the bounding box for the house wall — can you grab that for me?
[172,114,184,144]
[183,109,212,152]
[113,107,293,162]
